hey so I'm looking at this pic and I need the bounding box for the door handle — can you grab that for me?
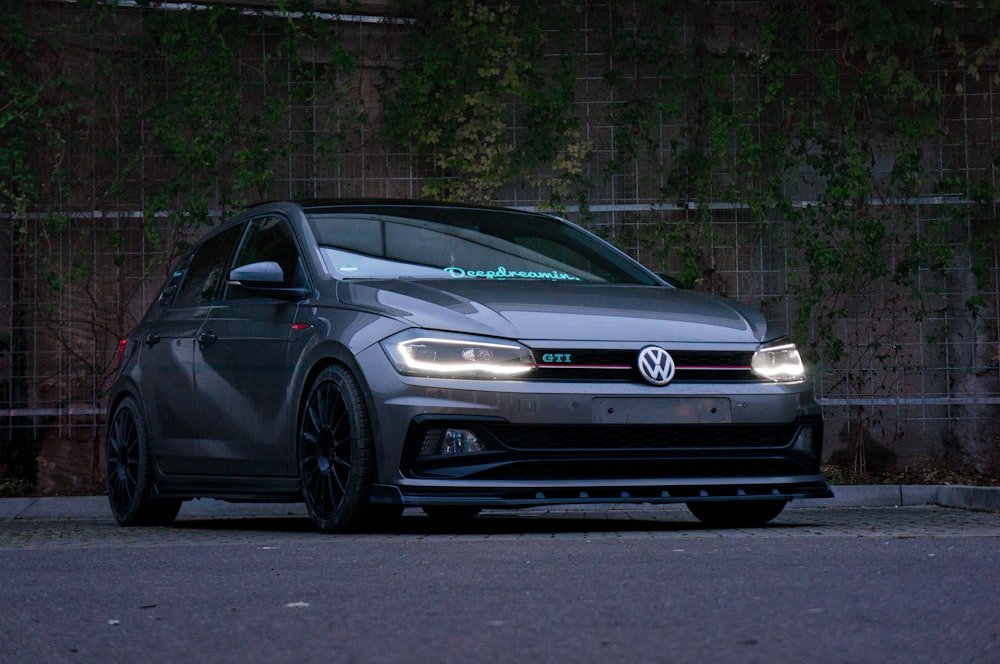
[198,330,217,346]
[144,333,160,348]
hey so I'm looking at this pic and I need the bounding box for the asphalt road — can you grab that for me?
[2,504,999,663]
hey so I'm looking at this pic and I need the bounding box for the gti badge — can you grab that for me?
[637,345,675,386]
[541,353,572,363]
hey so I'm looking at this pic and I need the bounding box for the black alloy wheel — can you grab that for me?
[299,365,375,533]
[106,397,182,526]
[685,499,788,527]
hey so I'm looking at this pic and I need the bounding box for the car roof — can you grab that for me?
[250,198,554,217]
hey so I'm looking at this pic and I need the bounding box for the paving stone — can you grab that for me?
[1,505,997,550]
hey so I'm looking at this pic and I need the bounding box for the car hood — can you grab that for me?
[336,279,772,344]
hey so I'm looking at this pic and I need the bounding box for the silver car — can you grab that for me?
[106,200,831,532]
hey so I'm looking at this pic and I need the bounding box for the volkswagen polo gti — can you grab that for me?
[106,200,831,532]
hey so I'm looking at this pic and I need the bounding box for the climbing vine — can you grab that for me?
[763,0,999,472]
[1,1,362,492]
[602,0,1000,472]
[3,0,1000,490]
[110,2,360,237]
[1,1,83,491]
[382,0,585,206]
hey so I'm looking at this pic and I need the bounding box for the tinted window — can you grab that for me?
[227,216,305,299]
[306,208,657,285]
[173,223,245,307]
[157,259,187,305]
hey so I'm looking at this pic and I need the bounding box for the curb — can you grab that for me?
[1,486,998,521]
[806,484,1000,512]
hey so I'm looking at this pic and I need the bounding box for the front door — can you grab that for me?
[190,215,309,477]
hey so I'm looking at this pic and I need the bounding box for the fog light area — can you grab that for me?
[792,425,814,453]
[419,428,487,456]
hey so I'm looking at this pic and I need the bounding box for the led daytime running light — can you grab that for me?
[751,342,805,382]
[394,336,535,376]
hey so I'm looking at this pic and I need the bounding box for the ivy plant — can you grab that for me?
[381,0,585,206]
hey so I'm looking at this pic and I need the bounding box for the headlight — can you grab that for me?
[751,341,805,382]
[382,330,536,378]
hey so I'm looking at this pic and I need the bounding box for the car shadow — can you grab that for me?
[171,509,814,535]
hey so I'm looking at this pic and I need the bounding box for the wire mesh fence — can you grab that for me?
[2,1,998,491]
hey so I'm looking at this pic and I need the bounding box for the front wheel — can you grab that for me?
[299,365,375,533]
[686,500,788,527]
[106,397,181,526]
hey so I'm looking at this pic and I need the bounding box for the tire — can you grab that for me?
[299,365,375,533]
[106,397,182,526]
[422,506,482,521]
[686,499,788,527]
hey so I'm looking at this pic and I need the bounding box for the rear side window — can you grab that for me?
[173,223,245,307]
[157,260,187,305]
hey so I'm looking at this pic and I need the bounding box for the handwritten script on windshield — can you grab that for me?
[444,266,581,281]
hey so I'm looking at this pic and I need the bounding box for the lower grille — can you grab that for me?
[465,458,813,481]
[402,418,825,486]
[488,424,801,451]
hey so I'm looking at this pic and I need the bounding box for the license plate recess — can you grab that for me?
[592,397,732,424]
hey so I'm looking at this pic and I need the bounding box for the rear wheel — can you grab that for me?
[299,365,374,533]
[686,500,787,527]
[106,397,181,526]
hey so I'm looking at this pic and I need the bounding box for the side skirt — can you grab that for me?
[153,474,302,503]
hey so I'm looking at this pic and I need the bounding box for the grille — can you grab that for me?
[671,350,754,367]
[488,424,801,451]
[529,349,757,382]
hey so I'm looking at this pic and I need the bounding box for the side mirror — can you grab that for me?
[228,261,309,300]
[230,261,284,285]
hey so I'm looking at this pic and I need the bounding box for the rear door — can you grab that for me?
[138,222,246,474]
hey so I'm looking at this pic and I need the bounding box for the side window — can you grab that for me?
[227,215,305,300]
[173,223,246,307]
[157,259,188,305]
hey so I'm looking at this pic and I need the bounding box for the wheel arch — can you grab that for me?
[105,387,182,526]
[104,380,170,490]
[104,378,144,439]
[294,341,386,481]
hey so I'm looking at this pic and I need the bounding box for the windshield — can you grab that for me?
[305,206,658,285]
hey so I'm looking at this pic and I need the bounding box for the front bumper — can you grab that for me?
[373,415,830,507]
[378,476,833,508]
[359,346,831,508]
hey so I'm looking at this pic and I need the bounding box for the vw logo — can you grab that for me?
[638,346,675,386]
